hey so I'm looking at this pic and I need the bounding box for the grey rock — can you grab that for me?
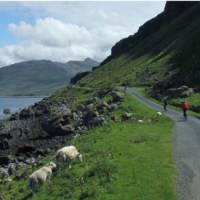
[9,112,19,121]
[86,103,94,110]
[77,104,86,111]
[3,108,11,115]
[19,107,35,119]
[0,155,13,165]
[167,85,194,98]
[16,145,36,156]
[122,112,133,120]
[8,163,17,176]
[60,124,75,133]
[0,139,9,150]
[25,157,37,165]
[87,116,105,127]
[0,167,9,179]
[110,91,124,102]
[97,102,109,112]
[108,103,118,111]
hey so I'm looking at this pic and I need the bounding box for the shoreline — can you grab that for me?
[0,96,47,98]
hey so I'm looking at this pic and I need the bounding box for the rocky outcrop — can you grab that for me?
[0,88,124,173]
[151,84,194,99]
[166,85,194,98]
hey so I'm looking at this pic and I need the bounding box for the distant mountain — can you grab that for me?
[62,58,99,75]
[0,58,99,96]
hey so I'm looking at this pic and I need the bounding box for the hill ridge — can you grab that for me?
[0,58,99,96]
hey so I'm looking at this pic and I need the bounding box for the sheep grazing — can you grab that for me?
[29,162,56,191]
[157,111,162,116]
[138,119,143,123]
[56,145,83,162]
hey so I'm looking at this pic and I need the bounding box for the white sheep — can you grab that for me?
[29,162,56,191]
[56,145,83,162]
[157,111,162,116]
[138,119,144,123]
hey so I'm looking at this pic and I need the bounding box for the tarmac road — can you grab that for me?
[127,88,200,200]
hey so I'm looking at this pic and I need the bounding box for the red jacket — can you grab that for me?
[182,101,189,110]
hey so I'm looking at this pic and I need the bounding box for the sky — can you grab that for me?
[0,1,166,67]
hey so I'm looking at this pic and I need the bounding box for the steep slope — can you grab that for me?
[78,2,200,91]
[0,58,98,96]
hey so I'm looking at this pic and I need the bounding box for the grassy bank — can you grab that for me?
[137,87,200,119]
[169,93,200,118]
[0,94,176,200]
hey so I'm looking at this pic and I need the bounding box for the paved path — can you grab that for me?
[127,88,200,200]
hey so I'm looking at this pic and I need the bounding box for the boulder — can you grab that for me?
[8,163,17,176]
[86,103,94,110]
[34,148,46,156]
[0,167,9,179]
[77,104,87,112]
[166,85,194,98]
[87,116,105,127]
[0,122,5,130]
[0,155,13,165]
[19,107,34,119]
[97,102,109,112]
[16,145,36,156]
[17,156,26,162]
[194,87,200,92]
[25,157,37,165]
[108,103,118,111]
[72,112,81,121]
[110,91,124,102]
[61,106,72,116]
[61,115,72,125]
[0,139,9,150]
[0,133,12,139]
[122,112,133,120]
[83,111,99,125]
[9,113,19,121]
[60,124,75,133]
[3,108,11,115]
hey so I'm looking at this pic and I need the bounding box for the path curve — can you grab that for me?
[127,88,200,200]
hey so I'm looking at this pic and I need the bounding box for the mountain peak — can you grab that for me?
[84,57,93,62]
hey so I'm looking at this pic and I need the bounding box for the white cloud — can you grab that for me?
[0,2,165,67]
[0,17,131,66]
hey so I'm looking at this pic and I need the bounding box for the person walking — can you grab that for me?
[182,100,189,120]
[163,97,168,111]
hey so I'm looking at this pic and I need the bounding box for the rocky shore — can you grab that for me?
[0,88,125,180]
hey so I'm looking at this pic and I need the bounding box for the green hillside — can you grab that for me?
[78,2,200,90]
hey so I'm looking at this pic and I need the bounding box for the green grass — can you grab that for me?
[78,53,170,91]
[136,87,200,119]
[169,93,200,111]
[49,85,95,108]
[0,94,176,200]
[169,93,200,119]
